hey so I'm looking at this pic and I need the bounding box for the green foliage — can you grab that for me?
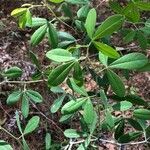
[45,133,51,150]
[0,140,13,150]
[85,8,96,38]
[31,24,47,46]
[24,116,40,135]
[2,0,150,149]
[109,53,148,70]
[3,66,22,78]
[46,48,75,62]
[107,70,125,97]
[94,41,120,58]
[94,14,124,39]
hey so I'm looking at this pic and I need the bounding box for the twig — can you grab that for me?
[30,101,64,134]
[0,79,47,85]
[0,126,23,147]
[99,138,150,146]
[96,0,107,9]
[0,101,11,117]
[65,138,97,150]
[43,1,78,35]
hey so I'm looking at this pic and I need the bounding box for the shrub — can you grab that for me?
[0,0,150,149]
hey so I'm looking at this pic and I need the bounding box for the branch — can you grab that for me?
[30,101,64,134]
[65,138,97,150]
[0,79,47,85]
[99,138,150,146]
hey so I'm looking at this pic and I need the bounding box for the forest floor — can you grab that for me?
[0,0,150,150]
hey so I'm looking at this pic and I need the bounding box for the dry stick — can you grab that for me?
[0,79,63,132]
[0,79,47,85]
[96,0,107,9]
[0,101,11,117]
[43,1,78,36]
[66,138,97,150]
[30,101,64,134]
[0,126,23,147]
[99,138,150,146]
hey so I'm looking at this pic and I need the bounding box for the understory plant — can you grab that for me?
[0,0,150,149]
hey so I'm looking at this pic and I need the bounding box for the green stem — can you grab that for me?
[43,0,78,34]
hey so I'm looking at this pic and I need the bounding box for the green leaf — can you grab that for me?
[127,118,143,131]
[118,132,142,143]
[49,0,64,3]
[99,52,108,66]
[29,51,40,69]
[59,114,73,122]
[109,1,123,14]
[89,111,98,134]
[26,17,47,27]
[21,94,29,118]
[133,109,150,120]
[11,8,27,17]
[50,86,65,93]
[85,8,97,38]
[114,120,125,140]
[4,66,22,78]
[61,98,87,114]
[65,0,89,5]
[123,30,136,43]
[110,94,148,106]
[47,22,58,48]
[94,14,124,39]
[135,2,150,11]
[0,140,13,150]
[136,31,147,50]
[68,78,88,96]
[107,70,125,97]
[15,111,23,134]
[48,61,75,86]
[58,31,75,41]
[46,49,75,62]
[61,3,73,18]
[73,62,84,86]
[58,31,76,48]
[146,126,150,139]
[138,63,150,72]
[113,101,133,111]
[24,116,40,135]
[22,137,30,150]
[75,20,85,31]
[109,53,148,70]
[50,94,66,113]
[26,90,43,103]
[58,41,75,48]
[18,13,27,29]
[137,119,147,130]
[64,129,81,138]
[31,24,47,46]
[7,90,22,105]
[105,111,115,129]
[100,90,108,109]
[77,144,85,150]
[77,5,89,20]
[126,94,148,106]
[123,3,140,23]
[93,42,120,58]
[26,9,32,25]
[45,133,51,150]
[83,99,94,125]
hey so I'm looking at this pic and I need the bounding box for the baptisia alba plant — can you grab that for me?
[0,0,150,149]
